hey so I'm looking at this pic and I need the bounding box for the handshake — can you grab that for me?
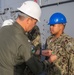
[35,50,57,63]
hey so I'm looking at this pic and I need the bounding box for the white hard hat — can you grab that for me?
[2,19,13,27]
[17,1,41,21]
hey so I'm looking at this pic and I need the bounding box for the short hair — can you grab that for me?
[17,11,29,20]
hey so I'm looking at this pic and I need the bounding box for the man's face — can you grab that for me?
[50,24,63,35]
[26,17,37,32]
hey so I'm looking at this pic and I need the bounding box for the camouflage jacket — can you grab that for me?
[46,33,74,75]
[27,25,41,52]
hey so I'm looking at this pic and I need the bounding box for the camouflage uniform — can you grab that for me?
[27,25,41,52]
[46,33,74,75]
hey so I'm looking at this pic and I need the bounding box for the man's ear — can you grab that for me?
[26,17,32,24]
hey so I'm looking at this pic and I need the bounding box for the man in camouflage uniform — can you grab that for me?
[45,12,74,75]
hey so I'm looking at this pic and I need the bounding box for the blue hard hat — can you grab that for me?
[48,12,67,25]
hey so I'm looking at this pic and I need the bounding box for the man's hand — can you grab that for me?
[42,50,57,63]
[42,50,52,56]
[49,55,57,63]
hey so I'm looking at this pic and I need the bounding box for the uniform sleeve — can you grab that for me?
[69,51,74,75]
[65,40,74,75]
